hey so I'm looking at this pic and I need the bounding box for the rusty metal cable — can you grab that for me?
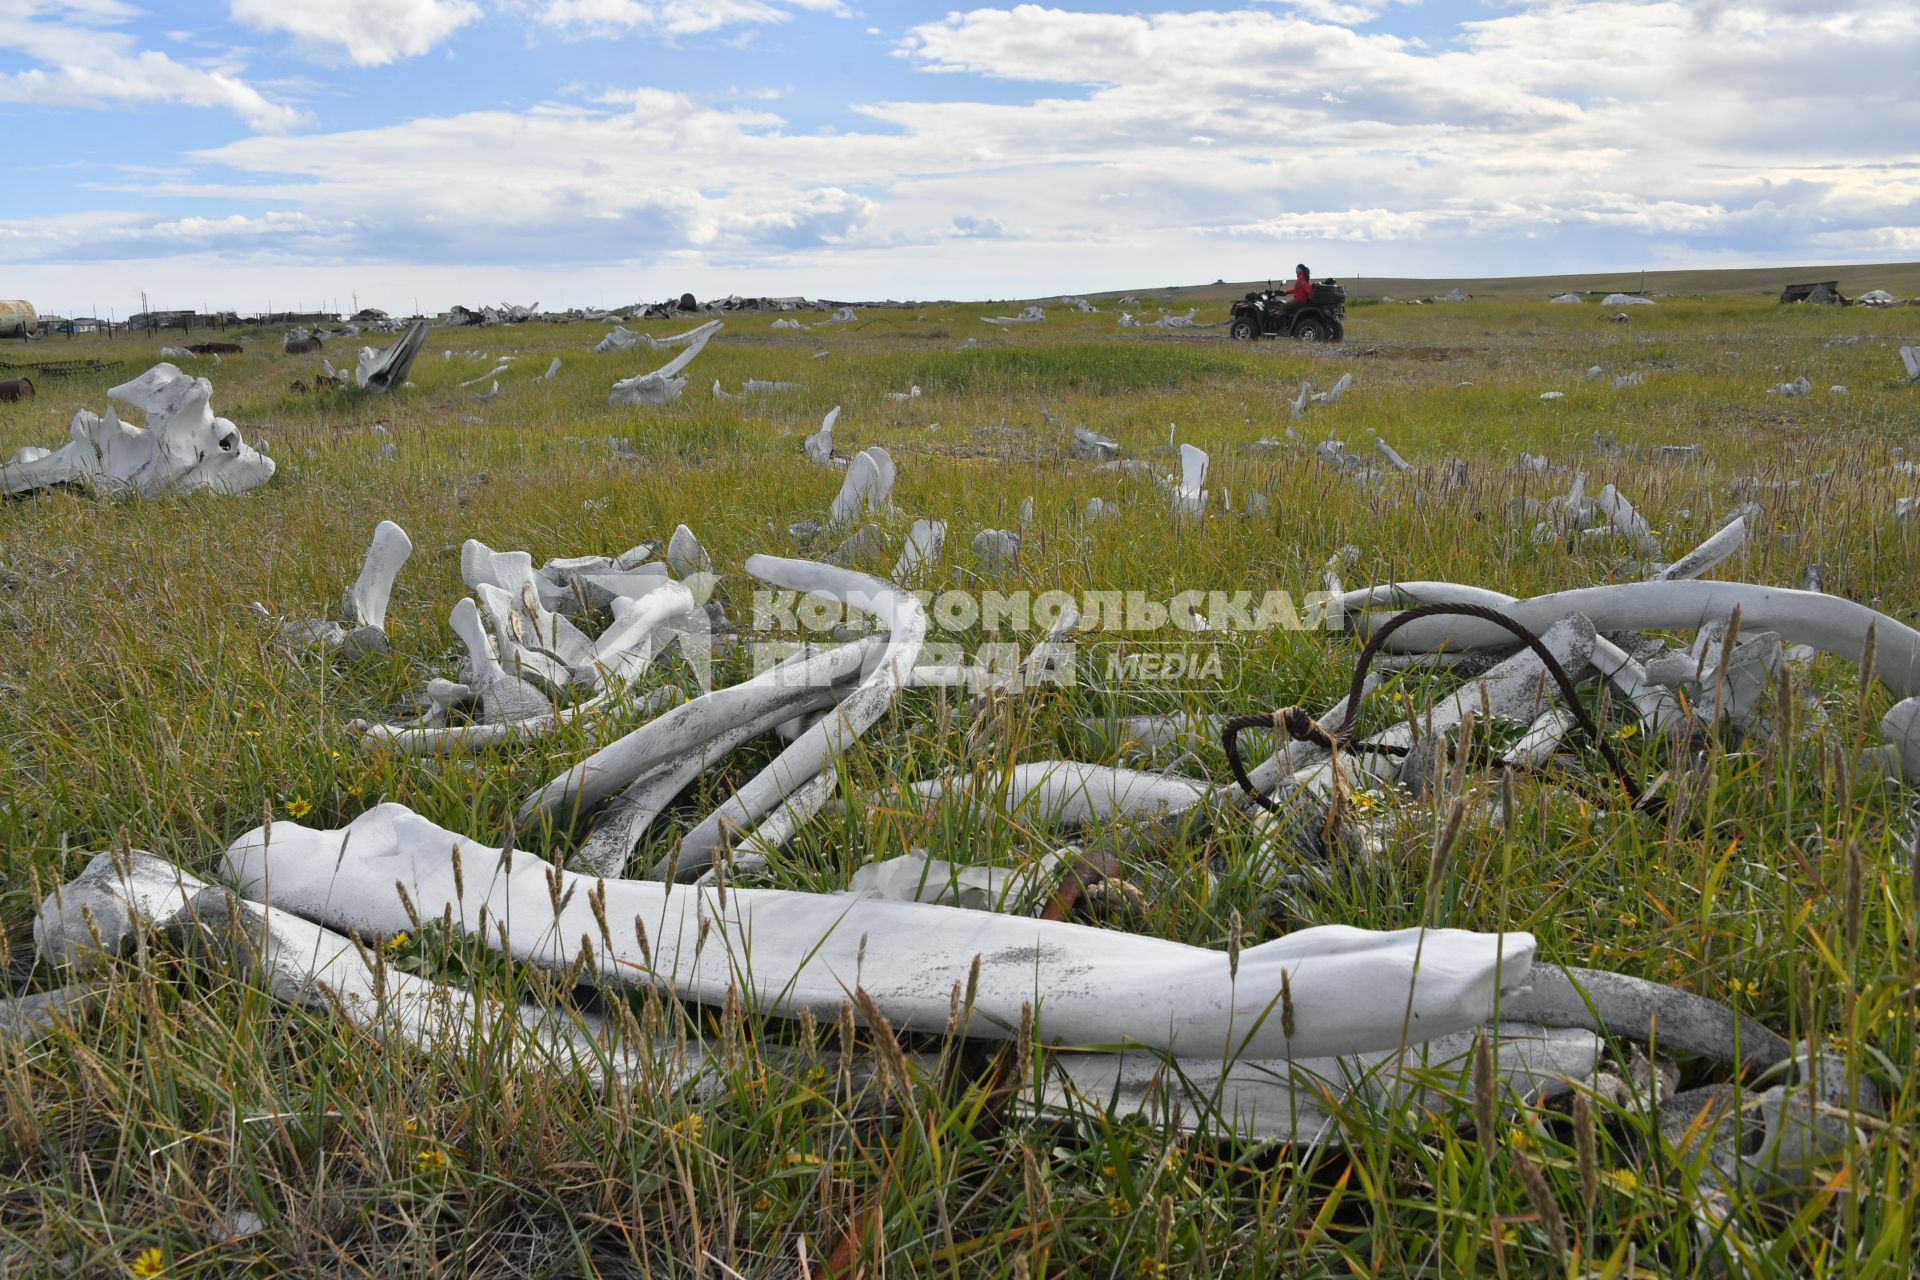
[1223,601,1657,817]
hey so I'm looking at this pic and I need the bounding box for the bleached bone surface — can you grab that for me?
[1359,581,1920,696]
[1034,1022,1602,1145]
[893,518,946,582]
[904,761,1213,828]
[1373,438,1412,471]
[667,524,712,577]
[1170,443,1209,515]
[829,447,894,524]
[343,520,412,630]
[669,556,927,876]
[971,528,1020,572]
[35,851,210,973]
[1594,483,1660,555]
[356,320,427,393]
[1901,345,1919,382]
[608,321,721,406]
[223,803,1536,1059]
[804,406,839,466]
[521,636,884,827]
[1377,614,1595,794]
[850,849,1065,912]
[1767,376,1811,397]
[1,363,275,498]
[449,597,552,722]
[1653,513,1747,582]
[1313,373,1354,404]
[1070,425,1120,462]
[186,890,680,1091]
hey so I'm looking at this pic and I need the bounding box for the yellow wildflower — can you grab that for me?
[1601,1168,1639,1193]
[385,932,411,953]
[669,1114,705,1142]
[130,1247,165,1277]
[416,1148,450,1173]
[285,797,314,819]
[1108,1195,1132,1217]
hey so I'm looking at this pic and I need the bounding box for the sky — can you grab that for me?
[1,0,1915,316]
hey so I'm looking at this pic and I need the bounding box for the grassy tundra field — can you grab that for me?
[2,291,1918,1277]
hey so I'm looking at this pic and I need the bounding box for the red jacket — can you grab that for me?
[1290,274,1313,302]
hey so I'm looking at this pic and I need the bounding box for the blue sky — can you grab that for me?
[2,1,1915,315]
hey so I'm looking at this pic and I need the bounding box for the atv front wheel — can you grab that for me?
[1229,318,1257,340]
[1326,318,1345,342]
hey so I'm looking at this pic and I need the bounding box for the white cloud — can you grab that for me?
[529,0,845,37]
[0,0,298,129]
[228,0,481,67]
[15,1,1920,305]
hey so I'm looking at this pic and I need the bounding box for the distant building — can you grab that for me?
[1779,281,1848,305]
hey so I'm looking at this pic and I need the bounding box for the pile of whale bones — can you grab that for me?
[10,492,1907,1207]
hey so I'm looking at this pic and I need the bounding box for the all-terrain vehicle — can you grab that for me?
[1229,279,1346,342]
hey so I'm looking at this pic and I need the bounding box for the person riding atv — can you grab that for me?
[1230,266,1346,342]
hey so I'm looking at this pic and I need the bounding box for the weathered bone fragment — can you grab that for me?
[1901,345,1919,383]
[1170,443,1209,515]
[520,635,885,828]
[667,524,712,577]
[449,597,552,722]
[982,305,1046,325]
[458,364,511,389]
[1032,1022,1603,1145]
[1767,376,1812,397]
[666,557,927,878]
[1,363,275,498]
[1379,614,1596,796]
[356,320,428,393]
[901,762,1213,828]
[1373,438,1412,472]
[344,520,412,630]
[184,890,682,1091]
[1653,513,1747,581]
[1070,425,1120,462]
[829,447,894,524]
[1503,966,1789,1069]
[1312,373,1354,404]
[536,358,561,382]
[1593,483,1660,556]
[1358,581,1920,697]
[608,321,722,406]
[893,518,946,582]
[572,648,873,873]
[224,803,1537,1059]
[35,851,211,973]
[804,406,840,467]
[972,528,1020,572]
[1643,620,1781,734]
[849,849,1066,912]
[1290,381,1312,419]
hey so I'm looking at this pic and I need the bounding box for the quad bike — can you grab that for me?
[1229,280,1347,342]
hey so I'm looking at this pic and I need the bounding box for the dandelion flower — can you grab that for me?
[131,1248,165,1277]
[385,932,411,953]
[285,797,314,819]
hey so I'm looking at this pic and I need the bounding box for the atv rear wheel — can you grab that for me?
[1229,318,1257,340]
[1292,317,1327,342]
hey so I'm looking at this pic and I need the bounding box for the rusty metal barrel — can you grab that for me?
[0,376,34,402]
[0,300,37,339]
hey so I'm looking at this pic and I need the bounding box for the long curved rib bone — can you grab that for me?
[666,556,927,879]
[223,802,1536,1059]
[520,635,886,829]
[1358,581,1920,696]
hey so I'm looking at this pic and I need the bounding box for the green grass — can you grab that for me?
[1,296,1917,1276]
